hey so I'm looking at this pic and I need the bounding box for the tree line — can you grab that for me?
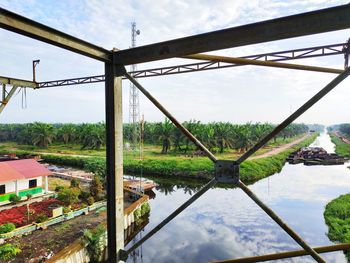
[0,121,309,153]
[329,123,350,138]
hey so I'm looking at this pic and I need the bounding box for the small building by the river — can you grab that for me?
[0,159,51,203]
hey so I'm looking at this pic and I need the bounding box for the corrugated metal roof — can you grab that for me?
[0,159,51,183]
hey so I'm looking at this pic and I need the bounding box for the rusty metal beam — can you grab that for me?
[0,85,17,114]
[185,54,344,74]
[212,243,350,263]
[114,4,350,65]
[0,7,112,62]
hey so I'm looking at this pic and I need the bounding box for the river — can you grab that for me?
[125,132,350,263]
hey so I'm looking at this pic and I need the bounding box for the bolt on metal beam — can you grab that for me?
[238,181,326,263]
[237,67,350,164]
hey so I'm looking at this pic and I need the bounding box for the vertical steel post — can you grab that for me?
[105,63,124,262]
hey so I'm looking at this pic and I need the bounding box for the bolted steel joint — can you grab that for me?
[215,160,239,184]
[119,249,129,261]
[114,64,127,77]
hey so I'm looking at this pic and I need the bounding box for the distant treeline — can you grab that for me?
[0,121,311,153]
[329,123,350,138]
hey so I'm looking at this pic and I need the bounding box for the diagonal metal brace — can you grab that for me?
[215,160,239,184]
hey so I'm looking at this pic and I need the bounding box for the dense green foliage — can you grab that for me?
[9,194,21,204]
[324,194,350,260]
[83,224,106,262]
[0,121,308,153]
[35,213,49,223]
[329,134,350,157]
[57,187,80,206]
[0,223,15,234]
[141,203,151,215]
[0,244,21,260]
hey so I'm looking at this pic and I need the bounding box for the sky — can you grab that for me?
[0,0,350,125]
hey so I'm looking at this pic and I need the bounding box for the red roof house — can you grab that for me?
[0,159,52,203]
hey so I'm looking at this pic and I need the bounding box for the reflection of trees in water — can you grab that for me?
[156,181,204,196]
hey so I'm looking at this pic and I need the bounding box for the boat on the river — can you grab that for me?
[287,147,347,166]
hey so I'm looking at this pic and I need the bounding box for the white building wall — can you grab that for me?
[17,179,28,191]
[0,177,44,194]
[3,181,15,193]
[37,176,42,186]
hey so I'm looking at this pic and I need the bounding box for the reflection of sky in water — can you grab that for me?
[126,132,350,263]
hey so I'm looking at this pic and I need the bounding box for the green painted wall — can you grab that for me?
[0,187,42,202]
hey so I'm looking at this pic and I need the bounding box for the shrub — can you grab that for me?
[87,197,95,206]
[35,213,48,223]
[141,203,151,216]
[90,177,104,200]
[133,208,141,221]
[0,223,16,234]
[0,244,21,260]
[63,206,71,214]
[79,191,90,202]
[9,195,21,204]
[83,224,106,262]
[70,178,80,188]
[26,193,32,200]
[57,187,81,206]
[55,185,65,192]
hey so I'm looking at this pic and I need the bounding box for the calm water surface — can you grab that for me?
[126,132,350,262]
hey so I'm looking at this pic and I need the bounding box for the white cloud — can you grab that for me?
[0,0,349,124]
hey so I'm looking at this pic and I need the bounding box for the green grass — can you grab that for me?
[324,193,350,260]
[329,134,350,157]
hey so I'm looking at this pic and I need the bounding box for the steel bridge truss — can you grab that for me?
[1,4,350,263]
[35,42,348,88]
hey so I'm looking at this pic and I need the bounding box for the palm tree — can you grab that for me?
[58,124,77,144]
[79,123,105,150]
[213,122,234,153]
[155,118,174,154]
[31,122,55,148]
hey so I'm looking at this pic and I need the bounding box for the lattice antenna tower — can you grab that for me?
[129,22,141,150]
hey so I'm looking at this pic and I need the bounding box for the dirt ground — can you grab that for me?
[1,210,106,263]
[249,133,311,160]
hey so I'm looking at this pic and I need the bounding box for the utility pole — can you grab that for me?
[129,22,141,150]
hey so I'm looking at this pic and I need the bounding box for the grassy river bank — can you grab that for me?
[324,194,350,261]
[0,134,317,184]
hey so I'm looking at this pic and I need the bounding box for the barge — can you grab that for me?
[286,147,348,166]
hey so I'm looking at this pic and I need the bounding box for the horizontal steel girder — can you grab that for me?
[0,7,112,62]
[185,54,344,74]
[0,76,36,88]
[36,42,346,89]
[114,4,350,65]
[212,243,350,263]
